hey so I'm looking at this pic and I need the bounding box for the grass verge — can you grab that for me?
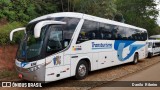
[0,69,18,80]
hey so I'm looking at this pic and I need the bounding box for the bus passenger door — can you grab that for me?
[98,52,115,69]
[92,53,98,70]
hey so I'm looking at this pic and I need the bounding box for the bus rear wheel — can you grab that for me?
[148,52,153,58]
[133,53,138,64]
[75,60,88,80]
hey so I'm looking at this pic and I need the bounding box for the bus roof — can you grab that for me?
[150,35,160,39]
[29,12,147,31]
[148,40,160,43]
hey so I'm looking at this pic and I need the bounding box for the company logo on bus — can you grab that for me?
[21,62,29,67]
[92,42,112,50]
[53,56,61,65]
[114,40,145,61]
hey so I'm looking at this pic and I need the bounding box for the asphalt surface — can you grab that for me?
[92,60,160,90]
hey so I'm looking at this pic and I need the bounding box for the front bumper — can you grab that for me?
[16,65,46,82]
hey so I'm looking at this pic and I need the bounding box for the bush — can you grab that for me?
[0,0,57,23]
[0,22,24,45]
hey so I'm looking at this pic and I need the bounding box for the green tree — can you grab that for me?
[32,0,58,15]
[67,0,117,19]
[0,0,36,22]
[0,0,57,23]
[115,0,159,36]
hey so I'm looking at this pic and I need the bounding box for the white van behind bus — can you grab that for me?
[147,40,160,58]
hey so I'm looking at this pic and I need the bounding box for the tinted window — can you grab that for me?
[46,17,80,55]
[77,20,147,42]
[77,20,99,43]
[142,31,148,41]
[117,26,126,40]
[81,21,148,41]
[155,42,160,47]
[123,28,147,41]
[99,23,113,40]
[46,25,63,55]
[55,17,80,42]
[126,28,135,40]
[130,29,147,41]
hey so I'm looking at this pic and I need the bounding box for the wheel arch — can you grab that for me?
[77,58,91,71]
[135,52,139,59]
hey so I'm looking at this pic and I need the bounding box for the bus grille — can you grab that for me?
[16,66,29,72]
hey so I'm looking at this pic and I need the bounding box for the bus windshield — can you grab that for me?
[17,23,46,61]
[16,17,80,62]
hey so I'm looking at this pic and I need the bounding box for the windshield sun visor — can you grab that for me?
[34,20,66,38]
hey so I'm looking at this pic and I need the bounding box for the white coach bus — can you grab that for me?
[148,40,160,58]
[10,12,148,82]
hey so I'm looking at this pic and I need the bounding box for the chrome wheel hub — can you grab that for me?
[78,64,86,77]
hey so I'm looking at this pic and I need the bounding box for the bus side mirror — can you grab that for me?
[10,27,26,41]
[64,41,69,47]
[34,20,66,38]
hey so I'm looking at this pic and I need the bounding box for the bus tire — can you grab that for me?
[148,52,153,58]
[133,53,138,64]
[75,60,88,80]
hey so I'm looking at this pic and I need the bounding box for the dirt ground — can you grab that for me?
[0,55,160,90]
[0,45,160,90]
[0,45,18,70]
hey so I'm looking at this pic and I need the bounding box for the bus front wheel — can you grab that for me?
[75,60,88,80]
[133,53,138,64]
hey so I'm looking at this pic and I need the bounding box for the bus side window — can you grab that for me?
[111,26,126,40]
[46,25,63,55]
[158,42,160,47]
[60,17,80,46]
[99,23,112,40]
[76,20,99,44]
[118,26,126,40]
[111,26,118,40]
[155,42,160,48]
[152,43,155,48]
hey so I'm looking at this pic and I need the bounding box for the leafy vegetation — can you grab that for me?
[0,0,57,23]
[0,22,24,45]
[0,69,17,79]
[0,0,160,45]
[116,0,159,36]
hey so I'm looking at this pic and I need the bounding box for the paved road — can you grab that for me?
[92,61,160,90]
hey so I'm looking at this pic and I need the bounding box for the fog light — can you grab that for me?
[33,75,37,80]
[18,74,23,79]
